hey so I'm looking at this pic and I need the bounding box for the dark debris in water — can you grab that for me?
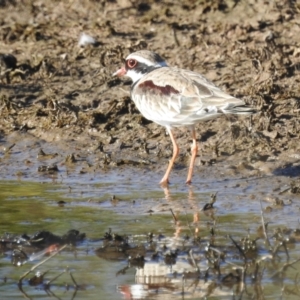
[1,230,85,259]
[92,201,300,299]
[289,179,300,194]
[1,230,86,298]
[37,164,59,174]
[1,208,300,299]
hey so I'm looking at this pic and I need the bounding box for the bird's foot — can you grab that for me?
[185,179,192,185]
[159,178,170,187]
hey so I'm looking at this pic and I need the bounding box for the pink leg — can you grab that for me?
[160,128,179,185]
[186,128,198,184]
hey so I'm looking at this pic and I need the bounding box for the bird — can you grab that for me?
[113,50,256,185]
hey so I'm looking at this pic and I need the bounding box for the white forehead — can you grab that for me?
[126,53,168,67]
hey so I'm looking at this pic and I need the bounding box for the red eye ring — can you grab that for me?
[127,58,137,69]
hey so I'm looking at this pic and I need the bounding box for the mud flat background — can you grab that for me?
[0,0,300,183]
[1,1,300,299]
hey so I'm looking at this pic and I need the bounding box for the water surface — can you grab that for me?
[1,170,300,299]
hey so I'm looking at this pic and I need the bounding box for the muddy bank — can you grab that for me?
[0,0,300,182]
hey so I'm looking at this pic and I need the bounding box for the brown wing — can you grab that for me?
[131,67,250,127]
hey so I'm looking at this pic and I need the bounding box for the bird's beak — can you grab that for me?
[112,67,127,77]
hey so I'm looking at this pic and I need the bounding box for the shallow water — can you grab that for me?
[1,170,300,299]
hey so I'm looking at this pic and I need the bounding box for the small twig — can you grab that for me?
[4,143,15,153]
[19,244,68,285]
[17,284,31,300]
[170,208,178,224]
[105,100,118,117]
[210,192,217,204]
[71,288,78,300]
[278,187,291,195]
[229,235,247,261]
[181,208,194,235]
[281,241,290,260]
[189,249,200,272]
[208,246,225,259]
[172,26,180,47]
[270,258,300,279]
[46,269,67,286]
[294,272,300,293]
[181,273,185,296]
[116,266,129,276]
[105,6,134,16]
[202,192,217,211]
[226,262,246,294]
[260,199,270,247]
[69,271,79,288]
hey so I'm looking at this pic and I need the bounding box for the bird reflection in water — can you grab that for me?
[161,186,216,240]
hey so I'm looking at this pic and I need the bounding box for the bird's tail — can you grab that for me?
[222,103,257,115]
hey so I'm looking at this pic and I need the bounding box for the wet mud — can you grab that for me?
[0,0,300,185]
